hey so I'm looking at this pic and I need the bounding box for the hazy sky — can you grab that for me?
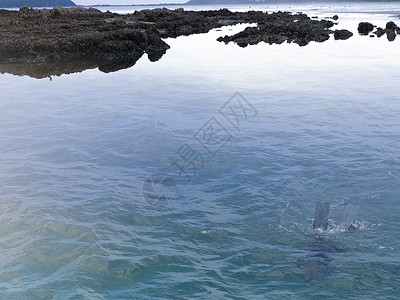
[74,0,186,4]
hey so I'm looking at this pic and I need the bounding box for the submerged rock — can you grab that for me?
[297,237,347,282]
[358,22,375,35]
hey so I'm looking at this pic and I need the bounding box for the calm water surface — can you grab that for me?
[0,3,400,299]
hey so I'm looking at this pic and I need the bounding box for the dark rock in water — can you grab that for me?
[145,34,170,62]
[297,237,347,281]
[298,256,330,281]
[396,27,400,35]
[374,27,386,38]
[386,21,397,30]
[358,22,375,35]
[334,29,353,40]
[0,7,353,77]
[217,12,334,47]
[332,15,339,20]
[370,34,375,37]
[386,29,396,41]
[0,7,171,76]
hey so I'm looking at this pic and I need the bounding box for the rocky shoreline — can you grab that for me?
[0,7,399,78]
[358,21,400,41]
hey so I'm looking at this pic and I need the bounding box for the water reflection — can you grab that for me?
[0,51,165,79]
[0,18,398,79]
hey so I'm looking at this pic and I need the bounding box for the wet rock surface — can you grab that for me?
[333,29,353,40]
[386,21,397,30]
[374,27,386,38]
[358,22,374,35]
[0,7,170,75]
[0,8,347,77]
[362,21,400,41]
[0,7,395,78]
[217,12,335,47]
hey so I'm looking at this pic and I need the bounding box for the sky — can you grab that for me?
[74,0,186,4]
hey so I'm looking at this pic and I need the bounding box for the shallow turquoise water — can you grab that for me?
[1,5,400,299]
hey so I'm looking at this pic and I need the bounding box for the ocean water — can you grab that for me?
[1,3,400,299]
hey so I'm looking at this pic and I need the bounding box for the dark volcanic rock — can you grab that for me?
[0,7,169,76]
[332,15,339,20]
[334,29,353,40]
[1,9,147,77]
[372,24,399,41]
[386,29,396,41]
[358,22,374,35]
[386,21,397,30]
[0,7,355,77]
[374,27,386,38]
[217,12,334,47]
[385,21,400,37]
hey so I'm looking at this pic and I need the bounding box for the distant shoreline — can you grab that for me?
[79,3,400,16]
[2,1,400,11]
[86,0,400,6]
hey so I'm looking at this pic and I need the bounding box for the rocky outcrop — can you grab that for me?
[0,7,170,75]
[369,21,400,41]
[333,29,353,40]
[216,12,335,47]
[358,22,374,35]
[385,21,398,41]
[374,27,386,38]
[8,7,400,79]
[386,21,397,30]
[1,8,352,78]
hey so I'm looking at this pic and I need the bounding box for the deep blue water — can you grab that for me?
[0,4,400,299]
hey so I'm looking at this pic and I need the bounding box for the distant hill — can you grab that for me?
[186,0,400,4]
[186,0,254,4]
[0,0,76,8]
